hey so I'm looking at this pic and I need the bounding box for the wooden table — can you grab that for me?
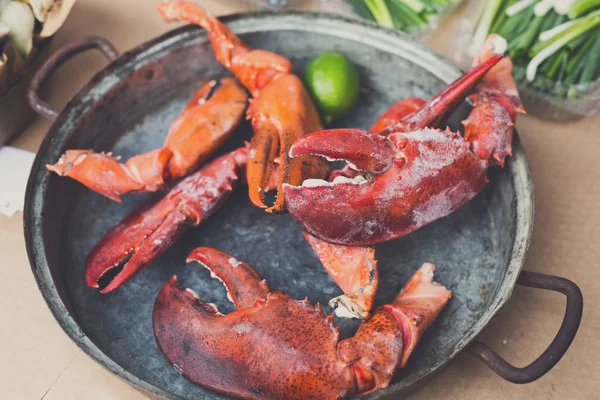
[2,1,598,399]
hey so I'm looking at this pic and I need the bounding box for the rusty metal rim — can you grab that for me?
[23,11,582,400]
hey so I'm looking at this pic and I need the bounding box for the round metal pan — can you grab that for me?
[24,11,583,400]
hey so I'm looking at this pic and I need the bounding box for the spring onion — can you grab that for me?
[365,0,394,28]
[554,0,578,14]
[579,33,600,81]
[401,0,426,13]
[534,0,556,16]
[346,0,460,32]
[507,0,535,15]
[539,19,577,40]
[471,0,600,98]
[568,0,600,18]
[470,0,505,54]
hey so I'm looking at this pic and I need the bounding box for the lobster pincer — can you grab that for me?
[86,146,248,293]
[153,247,451,400]
[48,78,247,201]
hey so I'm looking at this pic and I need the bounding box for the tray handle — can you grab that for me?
[28,36,119,120]
[468,271,583,383]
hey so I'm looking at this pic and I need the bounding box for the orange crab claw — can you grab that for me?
[47,78,247,201]
[158,0,328,213]
[153,247,450,400]
[162,77,248,177]
[46,149,160,202]
[285,36,521,246]
[86,146,248,293]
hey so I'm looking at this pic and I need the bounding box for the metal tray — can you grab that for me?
[24,11,582,399]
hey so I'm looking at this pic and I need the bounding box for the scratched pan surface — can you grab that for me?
[25,11,533,400]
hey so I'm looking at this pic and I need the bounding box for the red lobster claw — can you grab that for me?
[285,127,488,245]
[47,78,247,201]
[86,146,248,293]
[285,36,523,246]
[153,247,451,400]
[301,97,439,319]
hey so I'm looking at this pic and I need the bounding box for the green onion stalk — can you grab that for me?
[470,0,600,98]
[346,0,461,32]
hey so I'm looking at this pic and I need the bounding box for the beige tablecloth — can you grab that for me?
[1,1,599,399]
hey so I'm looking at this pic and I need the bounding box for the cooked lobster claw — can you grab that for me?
[285,36,523,246]
[303,95,437,320]
[159,0,328,213]
[47,78,247,201]
[153,247,451,400]
[286,127,488,245]
[86,146,248,293]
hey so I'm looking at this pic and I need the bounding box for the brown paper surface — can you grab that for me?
[1,1,598,399]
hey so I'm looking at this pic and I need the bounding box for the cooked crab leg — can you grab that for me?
[153,247,451,400]
[284,35,523,246]
[47,78,247,202]
[86,146,248,293]
[158,0,328,213]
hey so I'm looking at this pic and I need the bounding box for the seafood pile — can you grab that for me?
[46,1,524,399]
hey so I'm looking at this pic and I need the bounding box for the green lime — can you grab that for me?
[305,52,360,125]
